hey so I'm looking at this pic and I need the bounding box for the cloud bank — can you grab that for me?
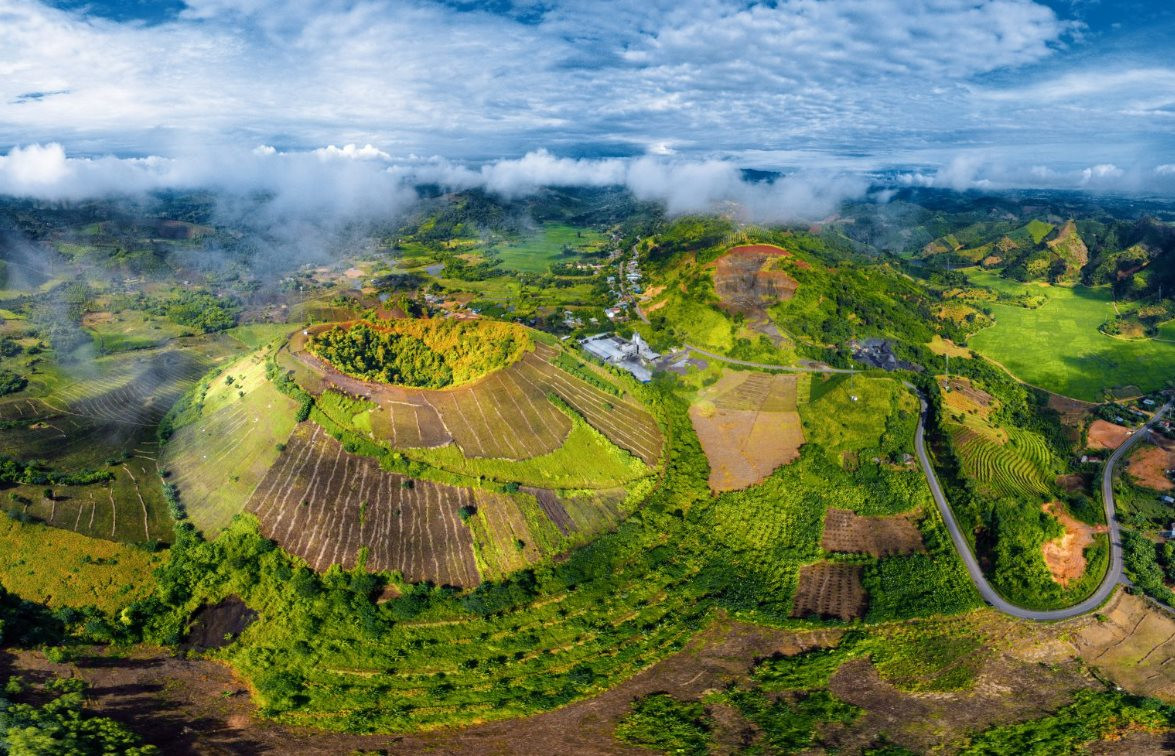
[0,0,1170,185]
[0,143,874,224]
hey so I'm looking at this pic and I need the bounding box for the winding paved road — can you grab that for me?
[913,393,1171,621]
[672,344,1168,620]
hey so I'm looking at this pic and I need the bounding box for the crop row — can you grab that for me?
[247,423,482,586]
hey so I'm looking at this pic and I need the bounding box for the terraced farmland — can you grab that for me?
[288,332,662,466]
[247,423,482,586]
[951,424,1055,500]
[11,456,170,543]
[48,347,212,427]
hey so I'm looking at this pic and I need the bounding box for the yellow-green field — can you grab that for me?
[0,516,159,612]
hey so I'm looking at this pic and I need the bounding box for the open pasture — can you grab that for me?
[246,423,482,586]
[491,222,607,273]
[792,562,868,621]
[689,369,806,491]
[821,508,924,557]
[967,283,1175,400]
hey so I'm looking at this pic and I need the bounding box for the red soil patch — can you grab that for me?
[1128,440,1175,491]
[712,244,800,316]
[792,562,867,621]
[821,509,924,557]
[1041,502,1107,587]
[1087,419,1133,451]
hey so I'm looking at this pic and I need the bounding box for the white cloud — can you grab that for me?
[0,143,868,224]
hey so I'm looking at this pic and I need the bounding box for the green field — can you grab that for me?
[493,223,607,273]
[968,284,1175,400]
[0,516,159,612]
[401,405,651,489]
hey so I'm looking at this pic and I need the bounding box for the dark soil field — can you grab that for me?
[792,562,868,621]
[821,508,924,557]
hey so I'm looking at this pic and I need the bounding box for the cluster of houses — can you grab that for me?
[604,247,644,322]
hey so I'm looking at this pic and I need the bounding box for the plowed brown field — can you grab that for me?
[246,423,481,586]
[792,562,867,621]
[1087,419,1132,450]
[690,370,804,491]
[821,508,924,557]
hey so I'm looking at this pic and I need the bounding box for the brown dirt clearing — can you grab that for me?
[1040,501,1107,586]
[1128,440,1175,491]
[821,508,924,557]
[1088,419,1133,450]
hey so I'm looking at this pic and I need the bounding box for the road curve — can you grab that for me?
[914,392,1171,621]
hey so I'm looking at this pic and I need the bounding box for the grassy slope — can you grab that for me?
[162,351,299,535]
[401,407,650,489]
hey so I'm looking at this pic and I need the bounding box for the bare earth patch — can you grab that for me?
[1087,419,1133,450]
[689,370,804,491]
[821,508,924,557]
[1128,440,1175,491]
[1048,393,1093,439]
[1041,502,1107,587]
[792,562,867,621]
[1070,591,1175,699]
[712,244,799,317]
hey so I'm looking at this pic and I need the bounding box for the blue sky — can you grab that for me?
[0,0,1173,207]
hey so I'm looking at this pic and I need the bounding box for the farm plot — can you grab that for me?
[289,332,662,465]
[466,489,558,582]
[821,509,924,557]
[48,345,215,427]
[523,486,634,539]
[14,456,170,544]
[163,378,299,535]
[689,369,806,491]
[246,423,481,586]
[951,425,1055,500]
[792,562,868,621]
[511,343,662,465]
[1087,419,1132,450]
